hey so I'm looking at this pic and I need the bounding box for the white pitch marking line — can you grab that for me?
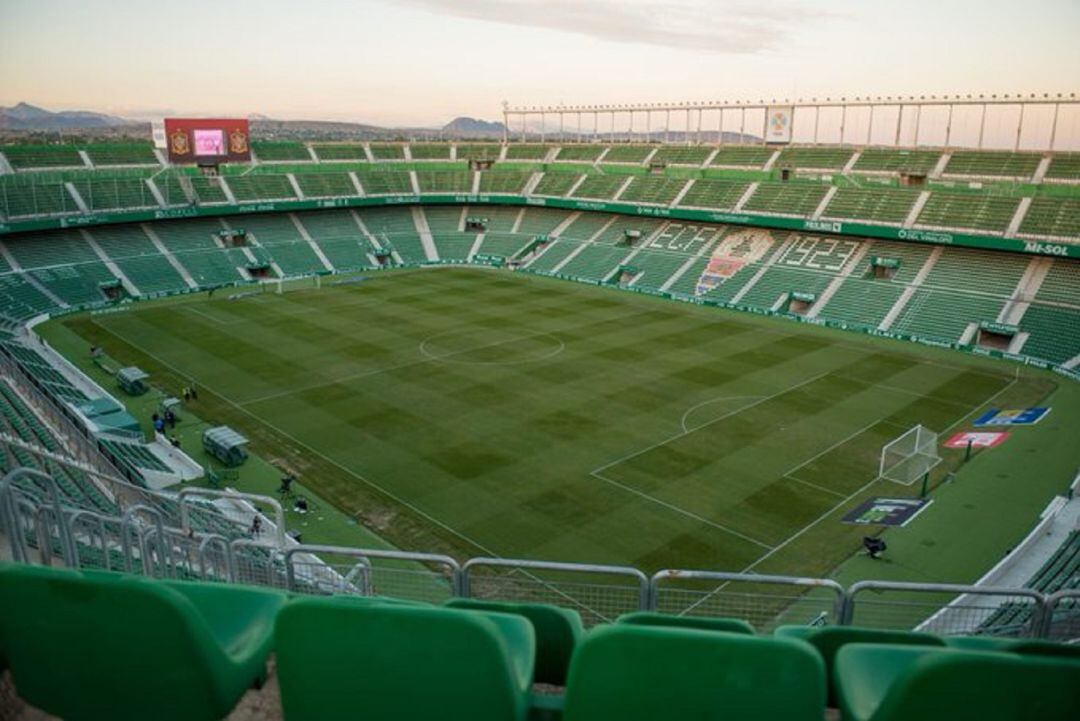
[680,395,765,433]
[677,371,1022,615]
[784,473,847,499]
[589,468,775,551]
[592,369,834,476]
[90,317,612,621]
[183,305,241,325]
[240,329,564,406]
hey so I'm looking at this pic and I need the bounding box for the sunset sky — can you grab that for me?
[1,0,1077,129]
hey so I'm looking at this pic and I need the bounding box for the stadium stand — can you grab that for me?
[709,145,774,167]
[852,148,942,174]
[361,207,428,263]
[1035,258,1080,305]
[943,151,1042,178]
[1018,197,1080,237]
[0,177,80,217]
[367,144,407,160]
[651,145,712,165]
[676,178,750,210]
[1020,306,1080,364]
[251,141,311,162]
[602,145,653,163]
[69,176,157,211]
[532,172,582,197]
[188,176,231,204]
[415,170,473,193]
[477,170,530,194]
[355,170,413,195]
[294,210,373,270]
[225,174,297,202]
[311,144,368,161]
[0,144,85,169]
[408,143,453,160]
[916,192,1020,232]
[821,187,920,224]
[571,174,627,200]
[1044,153,1080,182]
[504,144,550,160]
[742,183,831,216]
[455,144,500,161]
[84,143,159,166]
[555,145,606,162]
[617,176,688,205]
[294,172,358,198]
[424,206,476,260]
[777,146,855,170]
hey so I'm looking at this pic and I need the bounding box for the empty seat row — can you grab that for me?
[2,563,1078,721]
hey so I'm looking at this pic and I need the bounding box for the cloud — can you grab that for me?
[391,0,835,54]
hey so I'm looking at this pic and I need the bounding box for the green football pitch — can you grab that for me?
[55,267,1066,581]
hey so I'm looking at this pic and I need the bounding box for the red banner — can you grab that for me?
[164,118,250,164]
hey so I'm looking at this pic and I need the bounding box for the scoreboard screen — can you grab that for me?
[164,118,250,164]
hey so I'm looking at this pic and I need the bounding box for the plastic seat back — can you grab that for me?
[0,564,255,721]
[447,598,584,684]
[618,611,754,635]
[276,598,535,721]
[835,644,1080,721]
[564,624,825,721]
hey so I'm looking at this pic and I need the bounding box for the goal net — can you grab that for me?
[880,425,941,485]
[262,275,322,295]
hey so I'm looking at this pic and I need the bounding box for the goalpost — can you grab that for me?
[879,425,942,486]
[262,275,322,295]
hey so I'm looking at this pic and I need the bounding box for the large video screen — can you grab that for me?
[164,118,251,164]
[194,129,225,157]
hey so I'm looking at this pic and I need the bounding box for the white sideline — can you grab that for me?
[678,373,1021,614]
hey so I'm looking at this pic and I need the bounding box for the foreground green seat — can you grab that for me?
[0,563,286,721]
[835,644,1080,721]
[618,611,754,635]
[447,597,584,685]
[945,635,1080,659]
[276,598,535,721]
[564,625,824,721]
[775,625,944,703]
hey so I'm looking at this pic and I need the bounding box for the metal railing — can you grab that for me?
[651,569,847,632]
[0,479,1075,640]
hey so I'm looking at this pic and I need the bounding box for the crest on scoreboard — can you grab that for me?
[229,128,249,155]
[169,129,190,156]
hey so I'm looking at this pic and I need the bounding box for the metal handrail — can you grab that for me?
[843,579,1047,628]
[650,569,847,621]
[462,557,651,613]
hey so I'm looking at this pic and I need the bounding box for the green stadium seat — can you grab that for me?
[447,598,584,685]
[532,172,581,197]
[618,611,755,635]
[275,598,535,721]
[0,564,286,721]
[555,145,606,162]
[775,625,945,705]
[710,145,774,167]
[834,644,1080,721]
[944,635,1080,660]
[563,625,825,721]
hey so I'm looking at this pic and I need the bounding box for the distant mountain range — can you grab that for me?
[0,104,758,143]
[0,103,133,130]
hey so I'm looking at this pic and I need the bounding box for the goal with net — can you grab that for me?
[879,424,941,485]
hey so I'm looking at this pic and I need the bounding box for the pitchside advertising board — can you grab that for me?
[160,118,251,164]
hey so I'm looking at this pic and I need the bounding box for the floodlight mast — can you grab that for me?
[502,94,1078,151]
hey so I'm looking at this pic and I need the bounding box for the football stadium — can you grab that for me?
[0,1,1078,719]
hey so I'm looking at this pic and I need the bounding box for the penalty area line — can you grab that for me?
[589,469,775,551]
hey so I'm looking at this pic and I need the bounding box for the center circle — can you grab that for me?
[419,329,565,365]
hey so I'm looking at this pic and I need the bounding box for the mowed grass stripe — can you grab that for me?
[595,353,996,545]
[77,268,1035,578]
